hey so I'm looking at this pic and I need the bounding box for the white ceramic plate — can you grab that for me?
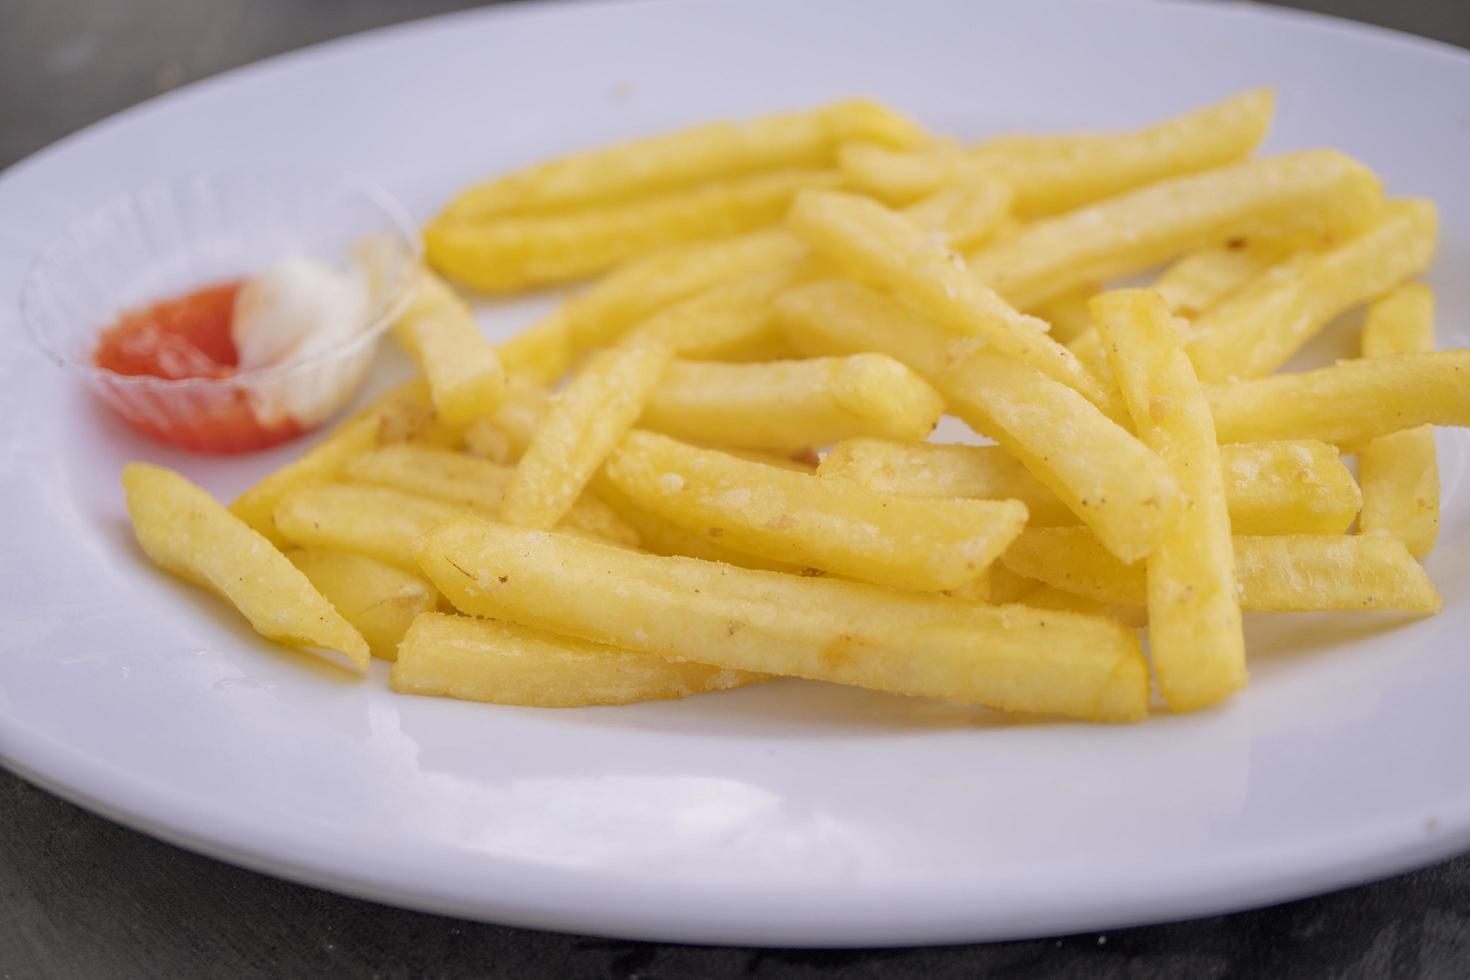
[2,0,1468,947]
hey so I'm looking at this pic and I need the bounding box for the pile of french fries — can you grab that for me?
[124,90,1468,723]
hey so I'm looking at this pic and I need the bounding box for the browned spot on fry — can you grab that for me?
[820,634,858,671]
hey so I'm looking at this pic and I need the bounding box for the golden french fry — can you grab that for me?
[897,174,1013,251]
[563,229,808,353]
[495,308,572,386]
[966,149,1385,308]
[640,354,943,453]
[587,473,805,573]
[836,139,966,204]
[124,464,369,672]
[345,443,640,548]
[392,269,507,425]
[426,169,842,293]
[777,279,1181,562]
[972,88,1276,217]
[417,519,1150,722]
[1002,527,1441,613]
[500,342,672,530]
[1093,289,1244,710]
[818,437,1362,536]
[393,612,765,707]
[1207,351,1470,446]
[441,100,923,220]
[229,415,380,547]
[365,379,464,448]
[1026,283,1097,344]
[1358,284,1439,558]
[1022,585,1148,629]
[788,190,1113,411]
[287,548,439,661]
[1186,200,1437,381]
[1151,237,1298,318]
[274,483,469,571]
[625,264,807,359]
[605,431,1026,591]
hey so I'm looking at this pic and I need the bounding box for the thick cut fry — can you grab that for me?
[1358,284,1439,558]
[417,520,1150,722]
[229,416,380,546]
[500,343,672,530]
[563,229,808,353]
[777,279,1181,562]
[495,308,571,385]
[1002,528,1441,613]
[588,473,804,573]
[393,612,764,707]
[1022,586,1148,629]
[1093,289,1244,710]
[1186,200,1437,381]
[819,438,1361,536]
[345,443,640,548]
[625,264,807,359]
[1151,238,1297,318]
[124,464,369,672]
[426,169,842,293]
[392,269,506,425]
[274,483,470,571]
[442,100,922,220]
[789,190,1113,410]
[640,355,943,452]
[287,549,439,661]
[1026,283,1098,344]
[605,431,1026,591]
[1207,351,1470,446]
[966,150,1385,308]
[974,89,1276,217]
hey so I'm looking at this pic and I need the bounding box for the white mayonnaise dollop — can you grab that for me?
[231,254,373,426]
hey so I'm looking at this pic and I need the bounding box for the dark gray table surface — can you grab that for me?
[3,1,1468,976]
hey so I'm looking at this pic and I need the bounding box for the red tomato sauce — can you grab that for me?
[93,281,303,453]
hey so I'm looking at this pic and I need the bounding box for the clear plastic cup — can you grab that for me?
[20,172,420,453]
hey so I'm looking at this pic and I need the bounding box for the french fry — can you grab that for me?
[1022,585,1148,629]
[365,380,464,448]
[818,437,1362,536]
[1093,289,1244,710]
[777,279,1181,562]
[605,431,1026,591]
[1026,283,1097,345]
[124,464,369,672]
[417,519,1150,722]
[587,473,805,573]
[274,483,470,571]
[287,548,439,661]
[624,264,808,360]
[391,268,507,425]
[495,308,571,385]
[426,169,843,293]
[466,373,552,462]
[1358,284,1440,558]
[499,342,672,530]
[988,564,1042,604]
[1002,527,1441,613]
[562,229,808,353]
[393,612,765,707]
[345,443,640,548]
[441,100,923,220]
[788,190,1113,411]
[972,88,1276,217]
[965,149,1385,308]
[229,415,380,546]
[1186,200,1437,381]
[1151,237,1298,318]
[1206,351,1470,446]
[897,174,1013,251]
[836,139,967,204]
[640,354,944,452]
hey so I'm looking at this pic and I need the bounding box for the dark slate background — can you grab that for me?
[3,1,1468,976]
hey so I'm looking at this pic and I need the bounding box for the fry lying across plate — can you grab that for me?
[119,93,1466,722]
